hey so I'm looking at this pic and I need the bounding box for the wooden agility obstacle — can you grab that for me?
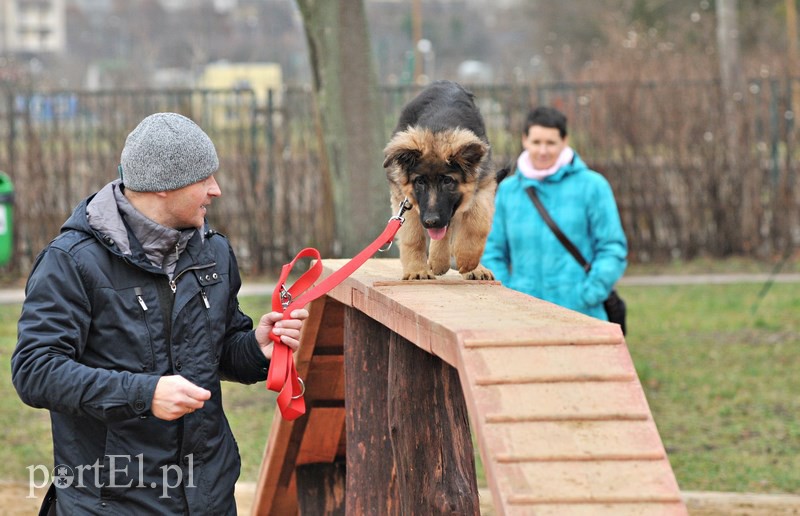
[251,258,687,515]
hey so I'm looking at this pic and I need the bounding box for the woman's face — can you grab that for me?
[522,125,568,170]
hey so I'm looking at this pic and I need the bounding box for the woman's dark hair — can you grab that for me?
[524,107,568,139]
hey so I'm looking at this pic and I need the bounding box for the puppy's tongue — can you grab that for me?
[427,227,448,240]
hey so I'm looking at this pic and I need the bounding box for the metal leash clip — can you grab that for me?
[379,198,412,252]
[279,284,292,310]
[391,197,412,222]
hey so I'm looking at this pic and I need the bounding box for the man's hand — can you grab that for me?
[255,308,309,360]
[152,375,212,421]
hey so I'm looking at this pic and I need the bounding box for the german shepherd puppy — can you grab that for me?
[383,80,505,280]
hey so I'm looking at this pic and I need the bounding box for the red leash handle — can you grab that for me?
[265,199,411,421]
[265,248,322,420]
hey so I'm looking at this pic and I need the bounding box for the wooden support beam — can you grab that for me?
[388,330,479,514]
[343,307,398,514]
[296,461,346,515]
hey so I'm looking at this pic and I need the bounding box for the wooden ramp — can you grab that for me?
[252,258,687,515]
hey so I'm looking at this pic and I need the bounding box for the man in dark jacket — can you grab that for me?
[11,112,308,514]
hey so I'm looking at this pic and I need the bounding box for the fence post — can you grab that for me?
[5,88,15,178]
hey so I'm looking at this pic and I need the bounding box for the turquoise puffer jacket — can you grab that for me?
[482,153,627,320]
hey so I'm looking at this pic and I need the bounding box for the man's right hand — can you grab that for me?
[151,375,212,421]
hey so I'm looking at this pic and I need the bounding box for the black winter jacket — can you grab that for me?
[12,192,269,515]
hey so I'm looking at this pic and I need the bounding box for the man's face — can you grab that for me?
[522,125,568,170]
[162,175,222,229]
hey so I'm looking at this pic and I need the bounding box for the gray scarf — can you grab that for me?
[86,180,196,278]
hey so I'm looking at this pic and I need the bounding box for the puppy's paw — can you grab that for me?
[428,240,451,276]
[403,267,437,280]
[461,264,494,281]
[455,252,483,277]
[428,257,451,276]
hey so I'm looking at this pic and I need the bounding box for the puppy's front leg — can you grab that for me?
[452,191,495,280]
[428,232,451,276]
[398,209,436,280]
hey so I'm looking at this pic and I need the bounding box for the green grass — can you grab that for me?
[2,283,799,494]
[621,282,800,494]
[0,303,54,480]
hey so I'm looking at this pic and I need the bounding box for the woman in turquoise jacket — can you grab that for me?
[482,107,627,320]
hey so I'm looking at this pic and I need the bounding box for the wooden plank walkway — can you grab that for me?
[252,258,687,515]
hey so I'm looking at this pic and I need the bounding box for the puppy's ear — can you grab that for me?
[450,142,488,172]
[383,147,421,169]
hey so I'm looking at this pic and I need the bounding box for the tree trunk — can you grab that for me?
[782,0,799,250]
[295,0,388,258]
[716,0,754,253]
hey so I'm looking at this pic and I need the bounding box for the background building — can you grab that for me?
[0,0,66,55]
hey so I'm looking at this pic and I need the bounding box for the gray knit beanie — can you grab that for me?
[119,112,219,192]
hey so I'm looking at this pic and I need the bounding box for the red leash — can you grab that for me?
[266,198,411,420]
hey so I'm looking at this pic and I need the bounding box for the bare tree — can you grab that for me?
[716,0,755,253]
[295,0,387,258]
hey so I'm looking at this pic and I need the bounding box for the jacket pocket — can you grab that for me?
[99,418,182,506]
[84,286,159,373]
[194,269,225,364]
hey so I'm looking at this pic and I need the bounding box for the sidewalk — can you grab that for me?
[0,282,278,305]
[4,480,800,516]
[232,482,800,515]
[619,272,800,286]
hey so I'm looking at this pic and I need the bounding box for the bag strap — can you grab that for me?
[525,187,591,273]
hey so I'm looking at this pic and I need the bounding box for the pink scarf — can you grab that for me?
[518,146,574,180]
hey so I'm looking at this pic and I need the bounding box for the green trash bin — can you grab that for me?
[0,172,14,267]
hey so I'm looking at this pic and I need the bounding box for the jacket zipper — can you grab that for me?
[169,262,217,293]
[135,287,148,311]
[200,289,217,363]
[134,287,155,371]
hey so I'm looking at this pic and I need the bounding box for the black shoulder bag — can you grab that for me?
[525,187,627,335]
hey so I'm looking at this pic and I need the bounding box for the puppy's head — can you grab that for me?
[384,127,488,240]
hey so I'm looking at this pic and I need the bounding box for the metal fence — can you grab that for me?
[0,86,326,277]
[0,79,797,278]
[535,77,799,261]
